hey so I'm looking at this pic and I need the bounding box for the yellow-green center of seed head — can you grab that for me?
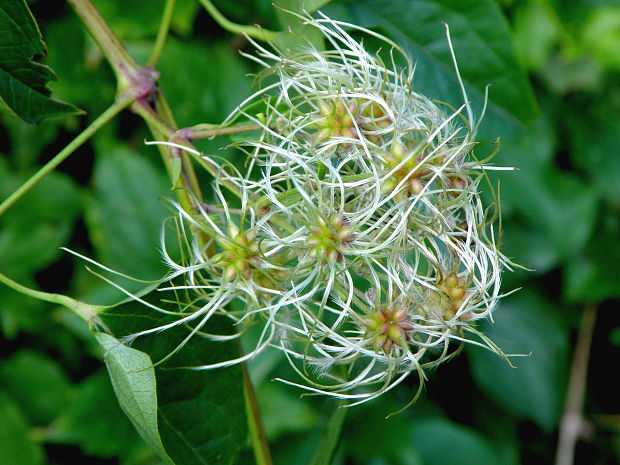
[436,272,469,318]
[382,141,430,198]
[307,215,355,263]
[364,303,414,354]
[315,100,358,142]
[313,97,394,147]
[215,225,259,280]
[359,99,391,130]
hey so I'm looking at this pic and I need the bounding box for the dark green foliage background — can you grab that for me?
[1,0,620,464]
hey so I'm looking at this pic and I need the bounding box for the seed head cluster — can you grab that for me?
[141,15,513,404]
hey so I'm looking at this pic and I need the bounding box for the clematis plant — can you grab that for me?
[129,13,516,406]
[0,1,535,463]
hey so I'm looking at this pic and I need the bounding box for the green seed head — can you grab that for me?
[364,302,414,354]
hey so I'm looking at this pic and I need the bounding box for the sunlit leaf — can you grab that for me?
[512,0,559,71]
[581,7,620,70]
[96,333,172,464]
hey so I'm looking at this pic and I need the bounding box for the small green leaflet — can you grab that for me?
[96,333,173,464]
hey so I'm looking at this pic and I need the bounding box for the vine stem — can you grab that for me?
[66,0,205,213]
[197,0,279,42]
[0,271,104,324]
[66,0,144,87]
[177,122,262,140]
[0,94,133,216]
[555,304,597,465]
[242,360,273,465]
[169,123,264,200]
[148,0,176,67]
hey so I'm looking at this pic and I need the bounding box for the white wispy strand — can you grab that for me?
[78,13,516,407]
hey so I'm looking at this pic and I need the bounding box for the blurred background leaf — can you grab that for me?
[468,292,570,432]
[0,392,45,465]
[85,140,170,282]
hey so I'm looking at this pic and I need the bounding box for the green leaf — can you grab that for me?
[0,392,44,465]
[257,383,321,440]
[0,351,72,425]
[490,115,555,213]
[42,15,116,115]
[1,111,62,168]
[504,168,598,271]
[0,162,83,223]
[271,430,324,465]
[410,417,501,465]
[100,298,248,465]
[0,0,81,123]
[95,0,199,39]
[156,38,252,164]
[292,0,332,13]
[467,292,570,431]
[157,39,252,128]
[96,332,173,464]
[310,403,347,465]
[274,0,327,51]
[475,402,521,465]
[500,222,557,276]
[0,220,72,276]
[564,215,620,303]
[337,0,538,139]
[86,141,170,281]
[568,100,620,205]
[581,7,620,70]
[0,166,83,279]
[0,286,46,339]
[343,397,421,464]
[512,0,559,71]
[169,157,183,189]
